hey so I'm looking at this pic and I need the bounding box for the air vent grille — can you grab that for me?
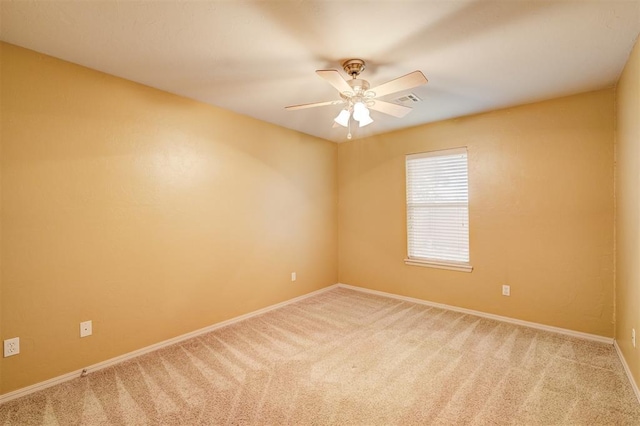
[394,93,422,104]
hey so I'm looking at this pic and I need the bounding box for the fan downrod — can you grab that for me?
[342,59,366,78]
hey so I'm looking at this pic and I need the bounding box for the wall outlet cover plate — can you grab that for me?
[80,320,93,338]
[4,337,20,357]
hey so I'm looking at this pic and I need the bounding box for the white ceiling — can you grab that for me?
[1,1,639,143]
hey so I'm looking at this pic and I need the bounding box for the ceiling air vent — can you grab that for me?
[393,93,422,104]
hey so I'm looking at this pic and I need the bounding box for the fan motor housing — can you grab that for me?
[348,78,370,93]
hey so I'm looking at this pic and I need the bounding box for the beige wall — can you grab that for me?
[0,45,3,392]
[0,43,338,394]
[615,37,640,388]
[338,90,615,337]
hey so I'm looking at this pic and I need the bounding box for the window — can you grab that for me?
[405,147,472,272]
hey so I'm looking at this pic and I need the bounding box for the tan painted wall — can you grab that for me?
[0,43,338,394]
[0,44,3,392]
[615,37,640,389]
[338,90,615,337]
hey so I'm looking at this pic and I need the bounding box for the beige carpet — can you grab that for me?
[1,287,639,425]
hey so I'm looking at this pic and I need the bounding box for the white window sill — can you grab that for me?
[404,258,473,273]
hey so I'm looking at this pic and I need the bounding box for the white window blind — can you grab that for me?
[405,147,471,271]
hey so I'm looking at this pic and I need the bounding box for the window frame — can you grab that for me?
[404,147,473,273]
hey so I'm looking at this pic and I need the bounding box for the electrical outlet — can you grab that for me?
[291,272,296,282]
[633,328,636,348]
[502,285,511,296]
[80,320,92,338]
[4,337,20,357]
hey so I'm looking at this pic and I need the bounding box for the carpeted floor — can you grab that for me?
[1,287,639,425]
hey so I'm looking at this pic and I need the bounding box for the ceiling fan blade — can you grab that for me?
[285,100,343,111]
[369,71,428,98]
[369,100,413,118]
[316,70,353,94]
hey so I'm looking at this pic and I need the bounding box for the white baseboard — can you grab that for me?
[337,283,614,345]
[0,284,339,405]
[614,340,640,404]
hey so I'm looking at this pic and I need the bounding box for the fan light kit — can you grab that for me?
[285,59,428,139]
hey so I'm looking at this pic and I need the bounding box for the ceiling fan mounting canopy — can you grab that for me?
[342,59,366,78]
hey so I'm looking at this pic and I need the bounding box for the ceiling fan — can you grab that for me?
[285,59,428,139]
